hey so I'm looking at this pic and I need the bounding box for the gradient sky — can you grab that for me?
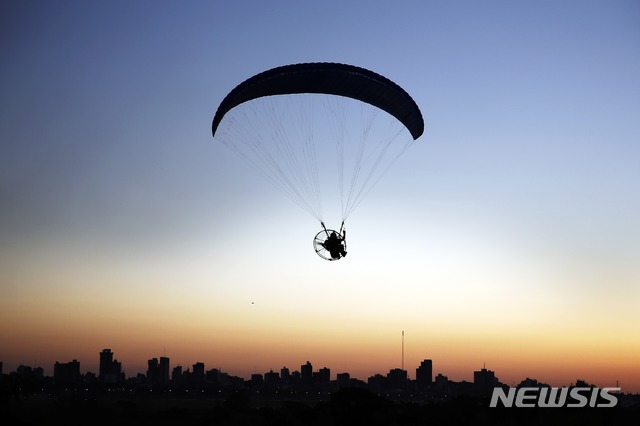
[1,0,639,392]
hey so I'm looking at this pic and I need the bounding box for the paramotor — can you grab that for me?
[211,62,424,260]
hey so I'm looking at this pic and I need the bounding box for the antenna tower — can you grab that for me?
[402,330,405,370]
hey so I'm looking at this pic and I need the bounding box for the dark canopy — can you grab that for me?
[212,62,424,140]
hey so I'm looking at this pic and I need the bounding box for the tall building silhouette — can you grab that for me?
[337,372,350,389]
[193,362,205,383]
[280,367,290,381]
[99,349,112,382]
[53,360,80,384]
[434,373,449,392]
[172,365,182,382]
[416,359,433,391]
[387,368,408,392]
[473,366,497,395]
[98,349,122,384]
[368,373,386,393]
[160,357,170,385]
[250,373,264,389]
[301,361,313,385]
[264,369,279,387]
[147,358,159,384]
[316,367,330,383]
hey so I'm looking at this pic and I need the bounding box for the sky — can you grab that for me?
[1,0,639,391]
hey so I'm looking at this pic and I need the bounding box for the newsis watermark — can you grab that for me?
[489,387,621,408]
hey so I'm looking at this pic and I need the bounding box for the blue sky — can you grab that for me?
[1,0,639,388]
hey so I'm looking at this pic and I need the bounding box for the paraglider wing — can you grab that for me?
[211,62,424,140]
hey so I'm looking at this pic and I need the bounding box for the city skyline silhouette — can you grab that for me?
[2,346,634,396]
[3,346,639,426]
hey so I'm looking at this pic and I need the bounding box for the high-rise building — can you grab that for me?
[250,373,264,387]
[337,372,350,389]
[172,365,183,382]
[193,362,205,383]
[99,349,121,383]
[34,366,44,378]
[316,367,330,383]
[159,357,170,385]
[291,370,301,381]
[54,360,80,384]
[99,349,113,382]
[206,368,221,384]
[301,361,313,384]
[147,358,159,384]
[280,367,290,381]
[264,369,280,387]
[474,366,497,395]
[434,373,449,392]
[110,360,121,383]
[368,373,386,394]
[146,356,170,385]
[416,359,433,391]
[387,368,408,391]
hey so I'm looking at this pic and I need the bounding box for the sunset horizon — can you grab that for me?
[2,2,639,420]
[3,327,638,393]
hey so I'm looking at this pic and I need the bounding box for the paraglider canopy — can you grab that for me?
[212,62,423,140]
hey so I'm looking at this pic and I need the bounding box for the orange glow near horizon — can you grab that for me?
[1,192,638,393]
[2,289,638,393]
